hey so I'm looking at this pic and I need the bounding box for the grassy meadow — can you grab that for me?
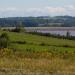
[0,30,75,75]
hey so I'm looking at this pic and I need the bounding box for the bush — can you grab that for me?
[12,22,25,33]
[40,42,46,46]
[13,41,27,44]
[0,33,10,48]
[12,27,21,32]
[0,32,9,39]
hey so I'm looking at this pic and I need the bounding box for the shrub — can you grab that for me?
[25,48,33,52]
[40,42,46,46]
[12,27,21,32]
[12,22,25,33]
[17,41,27,44]
[0,33,10,48]
[12,41,27,44]
[0,32,9,40]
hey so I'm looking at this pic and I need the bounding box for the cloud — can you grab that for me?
[45,7,66,13]
[25,6,66,16]
[25,5,75,16]
[65,5,75,10]
[0,5,75,17]
[26,7,66,13]
[0,7,17,12]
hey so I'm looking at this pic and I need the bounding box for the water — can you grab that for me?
[37,30,75,36]
[25,27,75,36]
[2,27,75,36]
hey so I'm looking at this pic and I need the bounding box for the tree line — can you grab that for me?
[0,16,75,27]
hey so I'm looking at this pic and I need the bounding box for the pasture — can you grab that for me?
[0,30,75,75]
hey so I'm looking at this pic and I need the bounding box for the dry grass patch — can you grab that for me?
[0,57,75,75]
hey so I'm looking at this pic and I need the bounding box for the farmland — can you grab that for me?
[0,30,75,75]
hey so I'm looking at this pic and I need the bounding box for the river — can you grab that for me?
[2,27,75,36]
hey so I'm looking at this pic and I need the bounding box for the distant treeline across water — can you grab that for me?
[0,16,75,27]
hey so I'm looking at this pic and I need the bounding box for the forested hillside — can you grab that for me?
[0,16,75,27]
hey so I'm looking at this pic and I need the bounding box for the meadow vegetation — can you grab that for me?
[0,30,75,75]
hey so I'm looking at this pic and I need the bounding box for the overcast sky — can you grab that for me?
[0,0,75,17]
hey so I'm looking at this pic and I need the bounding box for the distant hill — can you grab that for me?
[0,16,75,27]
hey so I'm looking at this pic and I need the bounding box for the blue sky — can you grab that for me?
[0,0,75,17]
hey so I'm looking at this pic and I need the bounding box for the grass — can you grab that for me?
[0,30,75,75]
[2,31,75,49]
[0,57,75,75]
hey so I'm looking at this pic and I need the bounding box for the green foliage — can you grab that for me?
[0,32,9,40]
[13,22,25,32]
[0,33,10,48]
[0,30,75,75]
[0,30,75,59]
[12,40,27,44]
[40,42,46,46]
[66,31,70,38]
[0,16,75,27]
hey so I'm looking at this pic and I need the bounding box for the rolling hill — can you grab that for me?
[0,16,75,27]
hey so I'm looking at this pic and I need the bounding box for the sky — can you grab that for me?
[0,0,75,17]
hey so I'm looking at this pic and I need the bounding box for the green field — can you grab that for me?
[0,30,75,75]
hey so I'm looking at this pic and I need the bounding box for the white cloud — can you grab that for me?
[26,7,66,13]
[25,6,66,16]
[45,7,66,13]
[25,5,75,16]
[0,5,75,17]
[0,7,17,12]
[5,7,17,11]
[65,5,75,10]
